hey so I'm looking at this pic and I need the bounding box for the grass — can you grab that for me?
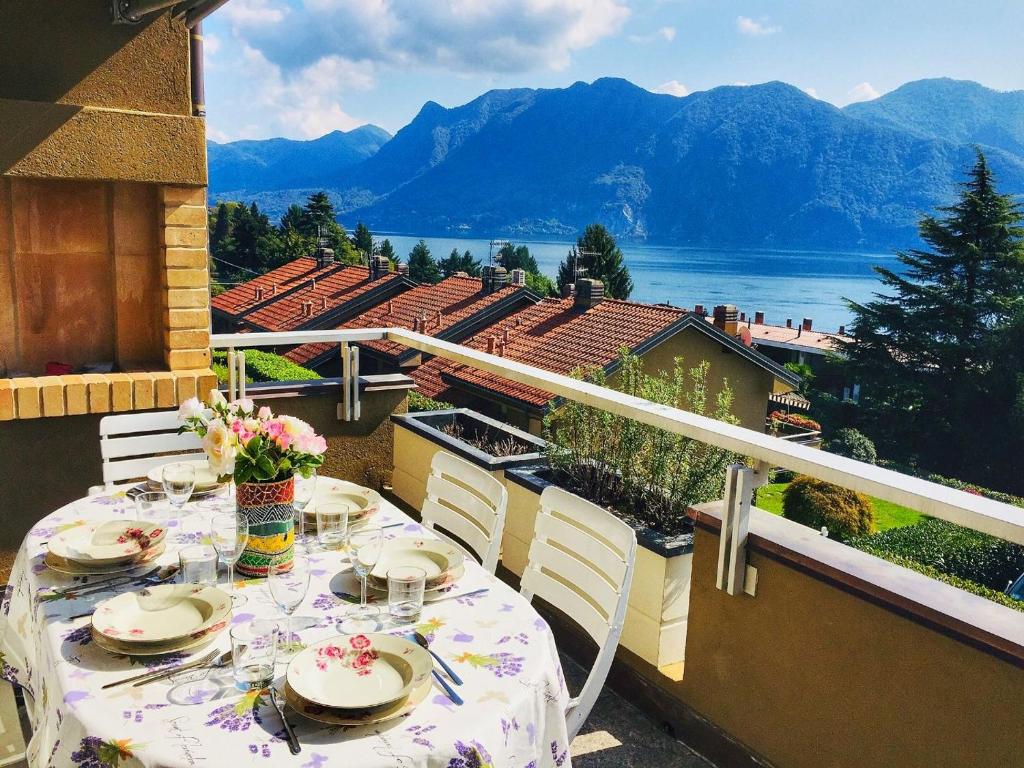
[755,482,923,531]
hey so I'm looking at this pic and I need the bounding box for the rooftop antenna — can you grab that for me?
[489,239,510,267]
[574,249,597,281]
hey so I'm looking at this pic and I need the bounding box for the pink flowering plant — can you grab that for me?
[177,390,326,484]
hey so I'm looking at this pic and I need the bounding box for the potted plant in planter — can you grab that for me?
[505,351,738,670]
[178,391,326,576]
[391,407,545,510]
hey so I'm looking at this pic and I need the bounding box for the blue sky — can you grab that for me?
[203,0,1024,142]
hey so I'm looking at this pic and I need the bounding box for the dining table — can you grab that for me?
[0,481,573,767]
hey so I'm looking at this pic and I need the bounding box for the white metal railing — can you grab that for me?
[210,328,1024,547]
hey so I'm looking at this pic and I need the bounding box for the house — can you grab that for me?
[413,278,800,434]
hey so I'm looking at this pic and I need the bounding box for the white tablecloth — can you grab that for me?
[1,485,572,768]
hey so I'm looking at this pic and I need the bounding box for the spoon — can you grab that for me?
[67,565,180,600]
[409,631,463,686]
[133,650,234,687]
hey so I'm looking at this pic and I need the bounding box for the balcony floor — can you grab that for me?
[563,652,716,767]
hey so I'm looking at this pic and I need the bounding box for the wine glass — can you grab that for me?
[292,470,317,546]
[342,526,383,632]
[268,553,311,658]
[162,462,196,514]
[211,512,249,606]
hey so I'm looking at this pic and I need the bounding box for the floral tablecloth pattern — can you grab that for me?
[1,486,572,768]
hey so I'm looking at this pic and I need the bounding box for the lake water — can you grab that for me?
[383,234,899,332]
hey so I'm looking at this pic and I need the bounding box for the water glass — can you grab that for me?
[211,512,250,606]
[268,553,311,658]
[134,491,172,524]
[231,619,277,691]
[316,503,348,550]
[162,462,196,512]
[179,544,218,586]
[387,566,426,624]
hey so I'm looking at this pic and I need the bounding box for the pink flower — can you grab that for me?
[258,406,273,420]
[353,651,377,670]
[265,420,285,439]
[349,635,371,650]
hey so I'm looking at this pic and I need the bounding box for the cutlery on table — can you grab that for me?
[133,649,234,687]
[102,649,219,690]
[432,587,489,604]
[70,565,180,599]
[409,631,463,685]
[47,566,162,598]
[429,668,463,706]
[269,687,301,755]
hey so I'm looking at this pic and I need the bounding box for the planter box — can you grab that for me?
[390,408,546,510]
[504,466,694,675]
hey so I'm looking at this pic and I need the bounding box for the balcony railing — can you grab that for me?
[211,328,1024,547]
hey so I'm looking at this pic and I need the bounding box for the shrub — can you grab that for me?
[826,427,877,464]
[769,411,821,431]
[925,474,1024,509]
[408,391,454,412]
[868,552,1024,613]
[211,350,320,384]
[848,518,1024,591]
[782,476,875,540]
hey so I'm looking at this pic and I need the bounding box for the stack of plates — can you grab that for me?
[146,460,225,499]
[307,480,382,525]
[45,520,167,576]
[284,634,432,725]
[91,583,231,656]
[366,538,466,601]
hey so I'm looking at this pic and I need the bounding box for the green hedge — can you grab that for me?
[408,391,454,412]
[849,517,1024,591]
[211,350,321,384]
[868,552,1024,613]
[925,474,1024,508]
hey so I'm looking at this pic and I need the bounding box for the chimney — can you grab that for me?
[453,271,469,278]
[502,328,511,344]
[369,254,390,280]
[316,248,335,269]
[320,297,328,311]
[272,284,278,296]
[386,300,394,315]
[754,310,765,325]
[561,282,575,299]
[510,268,527,287]
[254,286,264,302]
[301,301,312,318]
[739,312,746,322]
[839,325,846,336]
[694,304,705,316]
[434,310,442,326]
[308,279,316,291]
[490,266,508,294]
[574,278,604,310]
[496,342,505,357]
[802,318,813,332]
[712,304,739,337]
[396,263,409,276]
[786,318,793,329]
[486,336,496,354]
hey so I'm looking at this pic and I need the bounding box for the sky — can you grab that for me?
[202,0,1024,142]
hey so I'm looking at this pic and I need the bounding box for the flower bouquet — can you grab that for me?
[178,391,327,576]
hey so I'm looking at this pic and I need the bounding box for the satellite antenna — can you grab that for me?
[574,249,597,281]
[488,239,510,266]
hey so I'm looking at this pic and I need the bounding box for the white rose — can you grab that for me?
[208,388,228,407]
[203,419,237,477]
[177,397,203,422]
[233,397,255,415]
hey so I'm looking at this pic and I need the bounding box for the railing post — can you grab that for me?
[227,348,236,401]
[339,341,351,421]
[350,345,360,421]
[717,463,753,596]
[237,351,246,399]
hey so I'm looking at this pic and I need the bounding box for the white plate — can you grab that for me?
[286,633,432,710]
[91,624,223,657]
[368,564,466,601]
[284,673,431,726]
[146,460,221,490]
[92,584,232,644]
[48,520,167,566]
[369,537,465,584]
[308,480,382,520]
[44,543,165,576]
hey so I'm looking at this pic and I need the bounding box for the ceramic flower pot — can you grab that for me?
[235,476,295,577]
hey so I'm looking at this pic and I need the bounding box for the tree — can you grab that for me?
[407,240,441,284]
[557,224,633,299]
[351,222,374,260]
[299,192,359,264]
[377,238,397,265]
[838,151,1024,491]
[497,243,540,275]
[439,248,481,277]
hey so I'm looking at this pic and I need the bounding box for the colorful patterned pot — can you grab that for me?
[235,477,295,577]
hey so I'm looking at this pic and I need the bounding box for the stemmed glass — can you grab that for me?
[162,463,196,515]
[341,526,383,632]
[268,553,311,658]
[211,512,249,606]
[292,470,317,547]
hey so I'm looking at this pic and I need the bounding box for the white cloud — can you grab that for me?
[736,16,780,36]
[203,33,221,56]
[802,86,818,99]
[654,79,688,97]
[843,81,880,104]
[221,0,288,25]
[658,26,676,41]
[630,25,676,43]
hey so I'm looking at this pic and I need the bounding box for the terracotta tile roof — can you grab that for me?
[211,258,335,318]
[284,276,520,367]
[733,319,851,353]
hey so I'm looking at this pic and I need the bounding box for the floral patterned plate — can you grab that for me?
[306,479,382,521]
[286,633,432,710]
[91,622,223,657]
[44,542,166,576]
[367,564,467,601]
[368,538,465,586]
[146,460,221,490]
[48,520,167,566]
[92,584,232,644]
[283,672,431,726]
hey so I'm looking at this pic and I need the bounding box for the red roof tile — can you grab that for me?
[212,258,337,318]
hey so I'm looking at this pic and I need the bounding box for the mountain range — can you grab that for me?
[207,78,1024,250]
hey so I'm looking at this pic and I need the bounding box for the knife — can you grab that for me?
[69,565,177,599]
[47,566,162,598]
[101,649,218,690]
[270,687,301,755]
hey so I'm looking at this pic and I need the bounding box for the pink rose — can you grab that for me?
[258,406,273,420]
[349,635,371,650]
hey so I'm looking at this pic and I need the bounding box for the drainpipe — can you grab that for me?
[189,21,205,117]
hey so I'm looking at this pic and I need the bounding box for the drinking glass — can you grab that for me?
[179,544,218,586]
[343,526,383,630]
[134,491,172,524]
[268,553,311,658]
[231,619,277,691]
[387,566,426,624]
[316,503,348,551]
[292,470,317,545]
[161,462,196,513]
[211,512,249,606]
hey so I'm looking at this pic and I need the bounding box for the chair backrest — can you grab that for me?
[99,410,205,487]
[520,485,637,739]
[421,451,508,574]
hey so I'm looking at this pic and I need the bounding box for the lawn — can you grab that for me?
[754,482,923,531]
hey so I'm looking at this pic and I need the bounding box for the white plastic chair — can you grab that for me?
[0,681,25,767]
[520,485,637,740]
[421,451,508,574]
[97,410,205,490]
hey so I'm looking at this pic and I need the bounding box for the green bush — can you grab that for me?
[408,391,455,412]
[211,350,320,384]
[925,474,1024,508]
[826,427,877,464]
[782,476,875,540]
[868,552,1024,612]
[848,518,1024,591]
